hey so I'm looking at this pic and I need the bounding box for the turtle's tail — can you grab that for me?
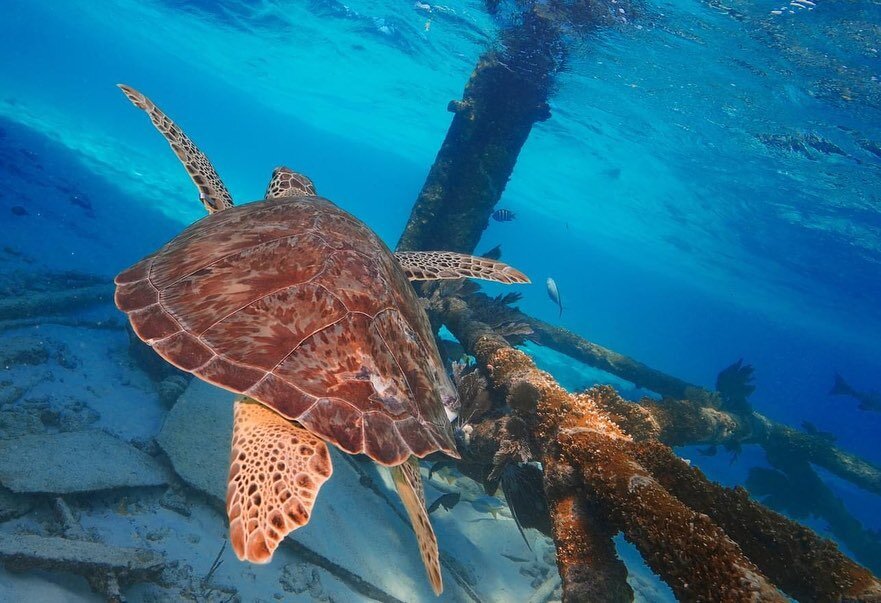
[390,457,443,595]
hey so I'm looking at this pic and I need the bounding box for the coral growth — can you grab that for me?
[434,294,881,602]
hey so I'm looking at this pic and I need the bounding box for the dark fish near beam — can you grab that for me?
[500,462,544,550]
[428,459,458,480]
[481,244,502,260]
[801,421,836,443]
[546,277,563,317]
[829,373,881,412]
[427,492,461,514]
[697,445,718,457]
[491,209,516,222]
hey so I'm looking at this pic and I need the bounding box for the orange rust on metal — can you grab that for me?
[561,428,784,602]
[544,455,633,603]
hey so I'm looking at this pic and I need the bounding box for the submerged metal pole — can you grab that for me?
[397,9,560,253]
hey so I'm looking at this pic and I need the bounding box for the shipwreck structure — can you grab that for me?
[396,1,881,601]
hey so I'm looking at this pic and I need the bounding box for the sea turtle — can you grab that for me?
[113,85,530,595]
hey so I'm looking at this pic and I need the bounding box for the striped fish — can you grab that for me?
[491,209,516,222]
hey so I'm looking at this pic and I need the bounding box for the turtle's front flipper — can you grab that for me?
[117,84,234,214]
[227,398,332,563]
[389,457,443,595]
[394,251,530,285]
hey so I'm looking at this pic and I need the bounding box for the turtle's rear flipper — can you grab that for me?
[117,84,234,214]
[394,251,530,285]
[227,398,332,563]
[390,457,443,595]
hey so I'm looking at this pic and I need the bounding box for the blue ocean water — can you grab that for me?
[1,0,880,601]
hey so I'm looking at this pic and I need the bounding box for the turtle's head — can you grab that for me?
[265,166,317,200]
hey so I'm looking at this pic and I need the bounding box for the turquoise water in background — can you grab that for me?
[1,0,880,597]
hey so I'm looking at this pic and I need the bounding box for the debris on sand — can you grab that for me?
[0,533,164,596]
[0,430,169,494]
[157,381,230,501]
[0,485,33,521]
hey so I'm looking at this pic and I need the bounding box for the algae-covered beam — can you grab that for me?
[450,311,783,600]
[441,297,641,600]
[761,437,881,577]
[590,384,752,446]
[490,349,780,600]
[463,388,881,601]
[435,294,881,602]
[633,440,881,602]
[520,385,881,580]
[761,418,881,497]
[396,9,560,253]
[567,429,783,602]
[543,455,633,603]
[462,291,881,496]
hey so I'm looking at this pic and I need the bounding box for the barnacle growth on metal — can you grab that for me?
[431,295,881,601]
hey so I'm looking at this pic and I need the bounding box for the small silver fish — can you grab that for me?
[480,244,502,260]
[829,373,881,412]
[546,277,563,317]
[470,496,507,518]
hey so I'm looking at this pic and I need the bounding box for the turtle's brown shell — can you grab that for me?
[115,196,458,466]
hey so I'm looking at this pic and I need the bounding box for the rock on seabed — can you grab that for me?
[0,533,164,579]
[0,430,169,493]
[0,336,50,367]
[157,380,231,500]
